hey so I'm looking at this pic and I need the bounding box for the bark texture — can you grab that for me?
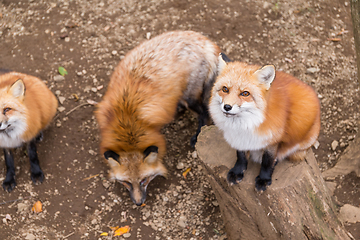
[196,126,351,240]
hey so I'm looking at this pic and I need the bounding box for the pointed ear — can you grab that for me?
[143,146,158,164]
[104,150,119,162]
[9,79,25,98]
[218,53,228,75]
[255,65,275,90]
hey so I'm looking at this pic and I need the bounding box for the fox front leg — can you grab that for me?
[255,151,277,191]
[2,149,16,192]
[227,150,248,184]
[28,139,44,184]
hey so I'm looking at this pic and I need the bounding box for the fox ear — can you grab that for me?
[218,53,228,75]
[255,65,275,90]
[9,79,25,98]
[143,146,158,164]
[104,150,120,162]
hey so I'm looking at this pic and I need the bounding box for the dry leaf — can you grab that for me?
[72,93,79,101]
[32,201,43,213]
[141,203,146,207]
[100,232,108,236]
[327,38,341,42]
[114,226,130,236]
[109,226,119,231]
[182,168,191,179]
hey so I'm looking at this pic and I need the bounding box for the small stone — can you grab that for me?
[17,203,28,213]
[54,75,65,82]
[25,233,36,240]
[91,219,97,225]
[146,32,151,39]
[339,204,360,223]
[212,201,219,207]
[57,106,66,112]
[313,141,320,149]
[102,181,110,189]
[123,233,131,238]
[112,50,118,56]
[55,90,61,96]
[64,37,70,42]
[331,140,339,151]
[58,96,66,105]
[306,67,319,74]
[176,162,185,170]
[88,149,96,155]
[91,87,98,93]
[191,151,197,159]
[178,215,187,228]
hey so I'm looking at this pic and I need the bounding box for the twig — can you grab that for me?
[65,103,91,116]
[63,232,75,239]
[0,196,32,206]
[82,174,99,181]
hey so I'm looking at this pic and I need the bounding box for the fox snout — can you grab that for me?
[129,184,147,206]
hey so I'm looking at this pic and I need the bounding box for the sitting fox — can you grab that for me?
[209,55,320,191]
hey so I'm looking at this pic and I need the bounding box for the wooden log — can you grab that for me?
[196,125,351,240]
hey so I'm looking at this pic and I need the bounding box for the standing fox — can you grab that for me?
[209,55,320,191]
[95,31,221,205]
[0,71,58,192]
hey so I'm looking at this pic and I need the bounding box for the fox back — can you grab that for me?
[210,60,320,161]
[95,31,220,205]
[0,72,58,148]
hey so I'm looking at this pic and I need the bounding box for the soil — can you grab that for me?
[0,0,359,239]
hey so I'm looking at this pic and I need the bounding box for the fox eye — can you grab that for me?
[240,91,250,97]
[140,177,149,186]
[3,107,11,115]
[222,86,229,93]
[120,181,133,190]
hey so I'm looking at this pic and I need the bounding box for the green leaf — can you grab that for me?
[58,66,68,76]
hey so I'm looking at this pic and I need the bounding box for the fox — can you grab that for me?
[0,71,58,192]
[95,31,221,205]
[209,54,320,191]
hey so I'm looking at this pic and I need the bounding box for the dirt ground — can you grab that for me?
[0,0,359,239]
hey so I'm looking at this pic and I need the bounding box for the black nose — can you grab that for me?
[223,104,232,111]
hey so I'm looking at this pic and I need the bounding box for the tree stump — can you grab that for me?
[196,126,351,240]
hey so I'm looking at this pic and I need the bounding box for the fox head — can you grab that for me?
[104,146,167,206]
[0,79,28,147]
[210,55,276,130]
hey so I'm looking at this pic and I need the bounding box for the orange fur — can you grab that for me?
[210,61,320,161]
[0,72,58,145]
[95,31,220,204]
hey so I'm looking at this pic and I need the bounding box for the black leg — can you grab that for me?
[190,106,209,147]
[227,150,248,184]
[28,139,44,184]
[255,151,277,191]
[3,149,16,192]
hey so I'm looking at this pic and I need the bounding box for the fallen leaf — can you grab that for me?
[109,226,119,231]
[58,66,68,76]
[327,38,341,42]
[114,226,130,236]
[141,203,146,207]
[100,232,108,236]
[72,93,79,101]
[336,28,349,36]
[182,168,191,179]
[32,201,43,213]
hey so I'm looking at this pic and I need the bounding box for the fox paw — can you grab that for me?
[227,169,244,185]
[255,176,272,191]
[2,178,17,192]
[31,171,44,184]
